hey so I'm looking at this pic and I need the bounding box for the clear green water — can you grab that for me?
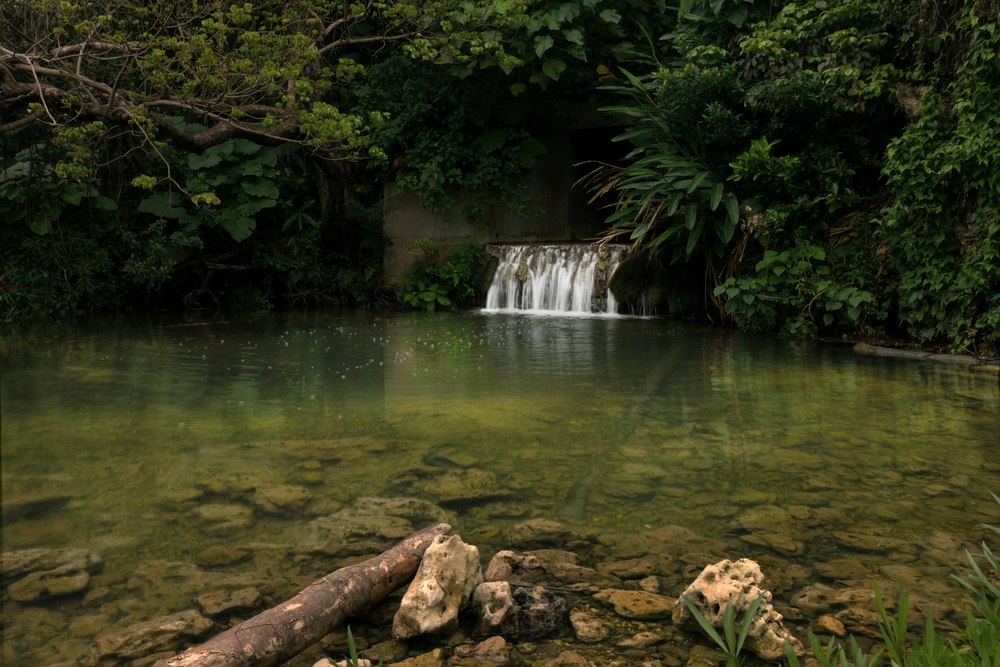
[2,310,999,661]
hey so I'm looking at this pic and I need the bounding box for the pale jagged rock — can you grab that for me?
[569,609,609,644]
[473,582,518,635]
[616,631,664,649]
[672,558,803,660]
[77,609,214,667]
[484,550,541,582]
[392,534,483,639]
[451,636,511,667]
[472,582,567,639]
[811,614,847,637]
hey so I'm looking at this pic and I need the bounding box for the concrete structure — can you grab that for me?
[383,124,625,284]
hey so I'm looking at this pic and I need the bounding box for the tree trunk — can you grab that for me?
[153,522,452,667]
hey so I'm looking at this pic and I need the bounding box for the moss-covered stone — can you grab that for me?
[608,256,650,304]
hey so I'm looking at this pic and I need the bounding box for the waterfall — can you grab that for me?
[484,244,625,314]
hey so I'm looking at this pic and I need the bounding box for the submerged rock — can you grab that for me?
[510,585,568,639]
[191,502,255,535]
[2,547,104,603]
[473,581,519,635]
[196,587,262,616]
[2,492,72,523]
[672,558,803,660]
[390,468,513,505]
[484,548,616,588]
[8,564,92,602]
[299,508,414,557]
[77,609,214,667]
[393,534,483,639]
[594,589,673,621]
[251,484,313,515]
[505,520,577,549]
[1,547,103,580]
[352,497,456,524]
[569,609,609,644]
[451,636,511,667]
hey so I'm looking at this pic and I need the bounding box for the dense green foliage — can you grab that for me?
[1,0,996,355]
[401,238,490,311]
[586,0,998,354]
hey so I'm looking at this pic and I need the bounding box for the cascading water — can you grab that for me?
[484,244,625,314]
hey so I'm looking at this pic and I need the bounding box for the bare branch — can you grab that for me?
[0,106,45,132]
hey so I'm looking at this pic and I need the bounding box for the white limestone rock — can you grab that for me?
[672,558,803,660]
[473,581,518,635]
[392,534,483,639]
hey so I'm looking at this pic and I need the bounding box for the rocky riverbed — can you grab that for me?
[3,485,998,667]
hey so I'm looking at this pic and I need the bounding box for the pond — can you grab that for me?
[2,309,999,666]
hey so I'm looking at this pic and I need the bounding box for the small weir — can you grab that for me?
[484,244,625,314]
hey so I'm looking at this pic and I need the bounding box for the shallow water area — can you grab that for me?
[2,309,999,666]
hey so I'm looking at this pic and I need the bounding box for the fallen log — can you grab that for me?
[153,522,452,667]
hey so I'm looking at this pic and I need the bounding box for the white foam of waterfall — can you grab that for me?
[484,245,624,314]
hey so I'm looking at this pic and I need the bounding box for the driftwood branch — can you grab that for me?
[153,522,453,667]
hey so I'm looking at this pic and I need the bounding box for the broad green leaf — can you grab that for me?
[563,28,584,45]
[59,183,88,206]
[667,193,683,216]
[93,196,118,211]
[650,225,682,248]
[534,34,554,59]
[221,214,256,242]
[630,221,650,240]
[687,172,710,193]
[138,192,188,219]
[515,138,547,168]
[188,152,223,170]
[724,193,739,226]
[600,8,622,23]
[242,179,280,199]
[684,202,698,230]
[509,82,527,96]
[710,182,724,210]
[478,128,508,153]
[30,217,52,235]
[720,213,737,243]
[240,160,263,176]
[230,138,262,155]
[686,220,704,256]
[542,58,567,81]
[237,198,277,216]
[256,148,278,167]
